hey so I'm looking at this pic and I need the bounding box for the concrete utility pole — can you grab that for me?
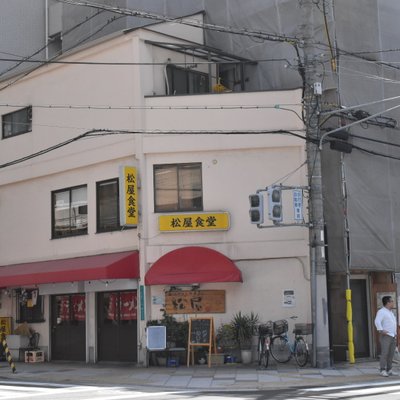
[301,0,331,368]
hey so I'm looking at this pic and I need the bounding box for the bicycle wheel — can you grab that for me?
[258,337,269,368]
[294,337,309,367]
[270,335,291,363]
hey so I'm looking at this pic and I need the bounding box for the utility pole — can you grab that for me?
[301,0,331,368]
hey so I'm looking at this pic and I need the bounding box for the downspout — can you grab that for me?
[45,0,49,59]
[164,59,171,95]
[136,134,149,366]
[342,153,355,363]
[311,247,317,367]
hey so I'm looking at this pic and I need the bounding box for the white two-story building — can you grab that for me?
[0,14,309,364]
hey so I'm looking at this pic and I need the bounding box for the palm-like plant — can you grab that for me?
[230,311,259,350]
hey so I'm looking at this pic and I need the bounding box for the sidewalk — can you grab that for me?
[0,358,397,390]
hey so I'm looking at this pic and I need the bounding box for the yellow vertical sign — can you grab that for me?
[119,166,138,226]
[0,317,12,335]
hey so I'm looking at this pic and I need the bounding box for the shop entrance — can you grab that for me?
[51,294,86,361]
[371,272,397,357]
[97,291,137,362]
[350,278,370,358]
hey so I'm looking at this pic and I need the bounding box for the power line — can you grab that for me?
[2,124,400,171]
[0,9,105,79]
[0,129,306,169]
[57,0,300,44]
[0,13,124,92]
[0,102,302,111]
[321,95,400,117]
[0,57,288,66]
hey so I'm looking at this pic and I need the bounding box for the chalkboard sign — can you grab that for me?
[190,319,211,344]
[187,317,216,368]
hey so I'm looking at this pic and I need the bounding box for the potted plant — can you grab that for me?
[216,323,237,353]
[230,311,259,364]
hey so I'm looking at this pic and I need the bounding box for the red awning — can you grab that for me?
[145,246,242,285]
[0,250,139,288]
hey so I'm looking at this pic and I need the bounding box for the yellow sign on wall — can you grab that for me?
[159,212,230,232]
[119,166,138,226]
[0,317,12,336]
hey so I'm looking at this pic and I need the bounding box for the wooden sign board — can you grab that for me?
[187,317,216,368]
[165,290,225,314]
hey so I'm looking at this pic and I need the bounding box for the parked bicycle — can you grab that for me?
[257,321,273,369]
[269,316,310,367]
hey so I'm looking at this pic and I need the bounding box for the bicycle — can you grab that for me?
[257,321,273,369]
[269,316,310,367]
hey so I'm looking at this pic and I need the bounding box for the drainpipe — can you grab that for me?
[342,154,355,364]
[311,247,317,367]
[45,0,49,60]
[136,133,149,366]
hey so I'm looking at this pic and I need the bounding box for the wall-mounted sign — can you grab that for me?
[283,289,295,307]
[165,290,225,314]
[0,317,12,335]
[159,212,230,232]
[119,166,138,226]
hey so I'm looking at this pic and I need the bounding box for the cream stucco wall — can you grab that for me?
[0,23,311,363]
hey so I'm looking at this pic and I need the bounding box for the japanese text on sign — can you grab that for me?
[119,166,138,226]
[165,290,225,314]
[159,212,230,232]
[293,189,303,221]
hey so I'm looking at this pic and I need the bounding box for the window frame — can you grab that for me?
[2,106,32,139]
[96,178,121,233]
[153,163,203,213]
[51,184,88,239]
[16,290,45,324]
[166,65,209,95]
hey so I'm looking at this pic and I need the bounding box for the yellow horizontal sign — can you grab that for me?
[159,212,230,232]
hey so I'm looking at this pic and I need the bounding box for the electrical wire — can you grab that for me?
[321,94,400,117]
[0,9,105,79]
[0,129,307,170]
[0,57,290,66]
[0,102,303,111]
[0,13,125,92]
[57,0,300,44]
[271,160,308,186]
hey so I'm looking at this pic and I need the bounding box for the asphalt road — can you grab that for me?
[1,380,400,400]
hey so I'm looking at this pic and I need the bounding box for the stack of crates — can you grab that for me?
[25,350,45,363]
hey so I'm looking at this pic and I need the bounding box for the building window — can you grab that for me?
[166,65,209,95]
[52,185,88,238]
[96,178,120,232]
[16,289,45,323]
[2,106,32,139]
[154,163,203,212]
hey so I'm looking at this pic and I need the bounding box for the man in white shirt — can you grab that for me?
[375,296,398,377]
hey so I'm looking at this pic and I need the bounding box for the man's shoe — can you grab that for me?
[380,370,389,377]
[388,369,398,376]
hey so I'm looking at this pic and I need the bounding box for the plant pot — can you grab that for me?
[240,349,252,364]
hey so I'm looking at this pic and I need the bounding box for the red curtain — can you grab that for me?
[72,294,86,321]
[120,292,137,320]
[107,292,137,321]
[60,296,70,321]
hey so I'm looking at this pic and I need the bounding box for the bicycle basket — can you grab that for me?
[294,323,312,335]
[258,322,273,336]
[273,320,288,335]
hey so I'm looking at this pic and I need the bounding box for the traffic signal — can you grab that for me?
[249,193,264,224]
[268,186,282,223]
[329,128,353,153]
